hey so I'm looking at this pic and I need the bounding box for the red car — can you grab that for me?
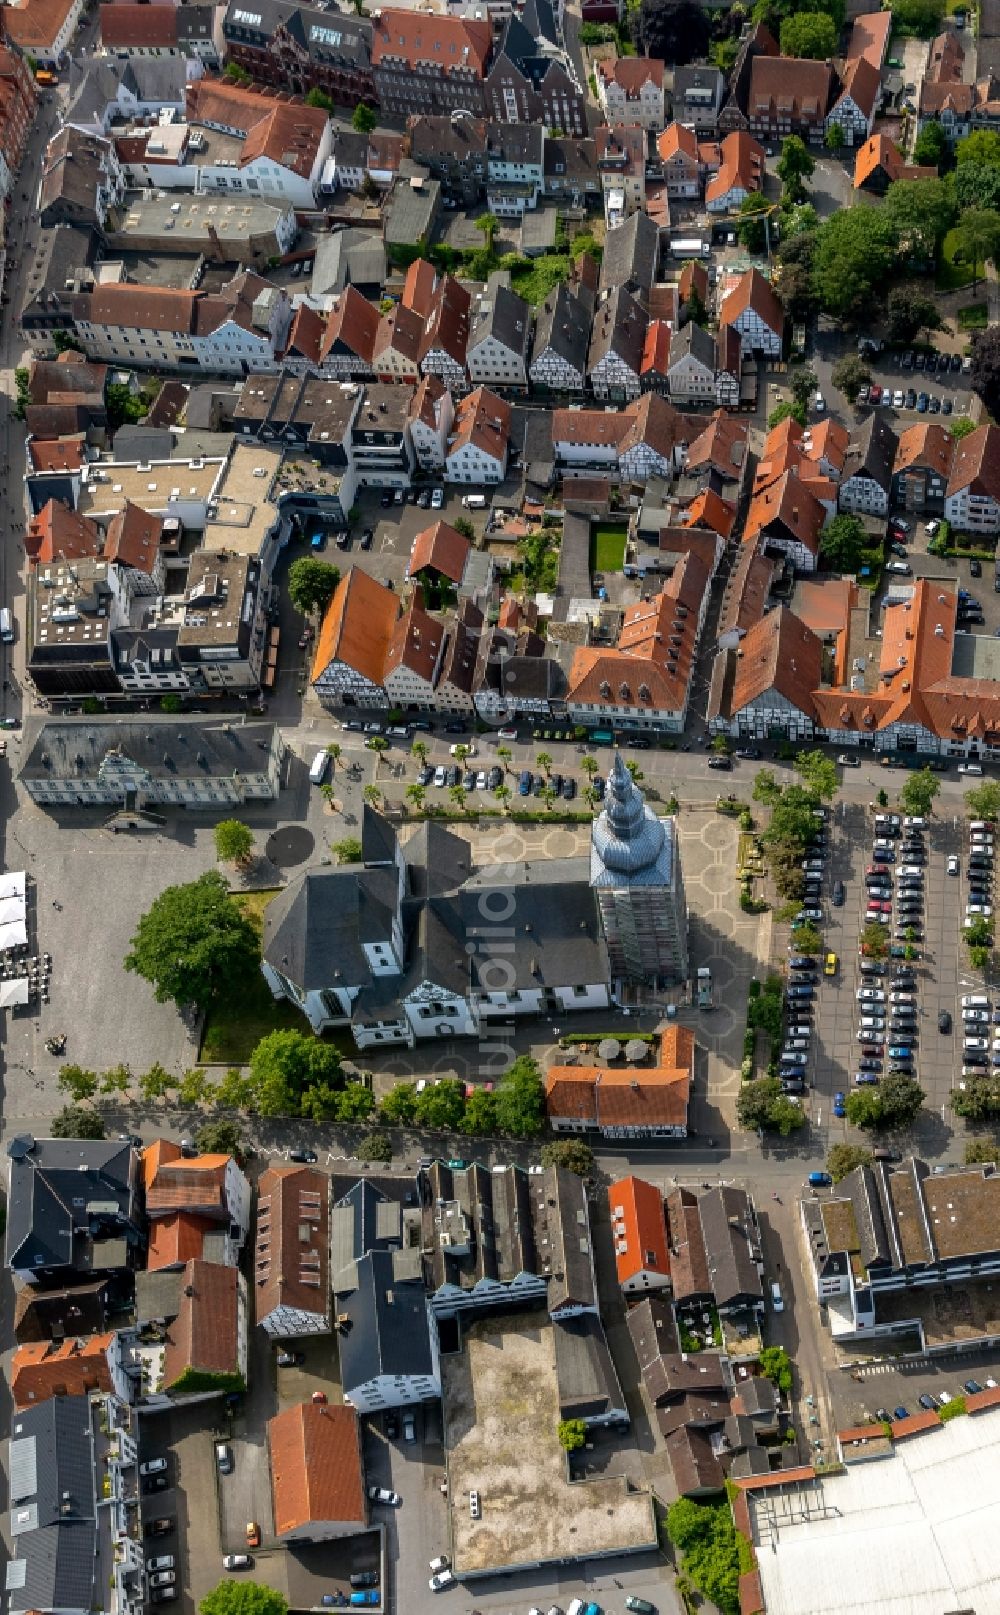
[868,900,892,914]
[870,385,883,404]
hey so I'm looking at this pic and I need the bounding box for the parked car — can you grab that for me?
[223,1557,252,1572]
[367,1487,401,1506]
[145,1520,174,1540]
[139,1459,168,1478]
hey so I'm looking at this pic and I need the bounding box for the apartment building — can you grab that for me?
[222,0,375,108]
[371,9,492,117]
[70,275,292,376]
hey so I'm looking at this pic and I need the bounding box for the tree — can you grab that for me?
[351,101,377,133]
[214,819,254,867]
[847,1072,925,1130]
[665,1497,742,1615]
[954,161,1000,212]
[195,1119,244,1157]
[305,87,334,111]
[768,399,807,430]
[636,0,710,63]
[886,285,943,346]
[970,325,1000,415]
[331,836,363,865]
[789,922,823,955]
[405,784,426,814]
[494,784,512,814]
[912,119,951,171]
[737,192,771,253]
[249,1031,343,1118]
[379,1082,419,1125]
[890,0,944,30]
[541,1139,595,1176]
[336,1084,376,1124]
[475,212,499,254]
[536,750,553,776]
[223,61,252,84]
[357,1131,393,1164]
[752,768,782,806]
[411,739,429,767]
[453,516,475,541]
[899,767,940,818]
[216,1067,254,1110]
[326,743,342,771]
[496,746,512,773]
[139,1062,177,1102]
[884,177,955,261]
[844,1086,884,1128]
[951,416,978,441]
[758,1345,793,1395]
[811,207,899,319]
[830,355,872,402]
[106,383,147,431]
[789,366,819,410]
[448,784,467,814]
[50,1104,106,1139]
[736,1077,806,1136]
[493,1055,546,1137]
[965,1138,998,1165]
[779,10,836,56]
[125,871,259,1013]
[101,1063,131,1096]
[58,1064,98,1102]
[558,1418,587,1451]
[825,122,844,152]
[965,781,1000,818]
[818,512,868,572]
[200,1584,288,1615]
[366,736,389,777]
[414,1077,467,1131]
[953,1077,1000,1125]
[794,749,837,801]
[581,755,599,781]
[178,1067,210,1108]
[952,208,1000,292]
[777,135,815,193]
[459,1088,498,1136]
[287,557,341,617]
[827,1143,873,1182]
[957,129,1000,166]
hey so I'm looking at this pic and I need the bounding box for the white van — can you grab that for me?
[462,494,487,509]
[770,1281,784,1312]
[309,750,330,786]
[962,994,989,1010]
[0,608,13,644]
[566,1602,586,1615]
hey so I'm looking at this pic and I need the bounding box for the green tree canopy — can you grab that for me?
[666,1498,742,1615]
[557,1418,587,1451]
[847,1072,925,1130]
[819,513,870,571]
[794,750,837,801]
[214,819,255,866]
[886,285,943,345]
[200,1583,288,1615]
[777,135,816,189]
[125,870,260,1012]
[459,1088,498,1136]
[789,365,819,409]
[957,129,1000,166]
[351,102,377,133]
[965,781,1000,818]
[357,1130,393,1163]
[50,1104,106,1139]
[287,556,341,617]
[827,1143,873,1182]
[830,354,872,402]
[736,1077,807,1136]
[493,1055,546,1137]
[57,1064,98,1102]
[305,87,334,110]
[953,161,1000,212]
[884,177,956,260]
[540,1138,595,1176]
[736,191,772,253]
[964,1136,999,1164]
[414,1077,467,1130]
[379,1082,419,1125]
[951,209,1000,292]
[195,1119,245,1157]
[248,1030,343,1117]
[912,119,951,170]
[860,919,889,959]
[825,122,844,152]
[890,0,944,32]
[811,207,899,319]
[331,837,363,865]
[899,768,941,818]
[768,399,807,429]
[779,11,836,56]
[758,1345,793,1394]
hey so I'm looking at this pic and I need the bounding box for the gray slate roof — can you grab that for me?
[669,320,716,373]
[553,1312,625,1421]
[697,1186,764,1311]
[20,719,278,788]
[843,413,898,494]
[531,280,590,377]
[530,1165,597,1314]
[588,284,647,379]
[263,864,398,992]
[599,210,660,296]
[8,1396,102,1615]
[6,1135,138,1279]
[337,1249,435,1393]
[469,275,532,363]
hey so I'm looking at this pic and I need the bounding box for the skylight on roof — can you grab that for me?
[233,9,262,23]
[310,25,342,44]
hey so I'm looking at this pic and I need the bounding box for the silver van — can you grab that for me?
[0,608,13,643]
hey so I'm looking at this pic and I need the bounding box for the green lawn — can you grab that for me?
[958,302,989,330]
[591,523,628,573]
[937,229,979,291]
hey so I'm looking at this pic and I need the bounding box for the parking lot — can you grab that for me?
[797,804,973,1141]
[831,1343,1000,1433]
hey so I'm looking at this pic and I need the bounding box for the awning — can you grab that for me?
[0,978,29,1007]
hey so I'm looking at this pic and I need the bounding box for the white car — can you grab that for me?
[890,992,916,1005]
[837,753,861,767]
[903,816,925,829]
[857,1028,884,1042]
[859,1016,886,1031]
[967,903,994,917]
[893,389,905,407]
[959,763,984,775]
[146,1558,174,1575]
[787,1025,812,1038]
[429,1557,450,1575]
[367,1487,401,1506]
[433,765,446,787]
[964,1037,989,1051]
[814,391,826,412]
[429,1572,455,1592]
[139,1458,168,1478]
[964,1009,990,1024]
[430,488,445,509]
[948,855,960,876]
[857,988,886,1002]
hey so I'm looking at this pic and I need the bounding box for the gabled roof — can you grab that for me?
[383,591,445,686]
[598,55,664,93]
[729,606,822,720]
[846,9,891,69]
[185,79,328,177]
[718,267,784,337]
[311,568,398,687]
[162,1258,240,1387]
[322,285,379,364]
[842,412,898,493]
[285,303,326,365]
[4,0,79,50]
[947,424,1000,502]
[100,4,178,47]
[608,1175,669,1287]
[705,131,764,204]
[589,284,648,377]
[269,1402,365,1535]
[894,422,956,480]
[599,209,660,296]
[144,1141,232,1217]
[748,54,832,121]
[372,8,492,75]
[408,520,470,585]
[744,471,825,556]
[447,385,510,465]
[147,1213,218,1273]
[255,1164,330,1325]
[419,273,470,368]
[657,121,699,164]
[103,501,163,572]
[665,1186,712,1301]
[833,55,881,120]
[26,501,102,568]
[546,1028,693,1130]
[531,280,590,375]
[12,1335,115,1410]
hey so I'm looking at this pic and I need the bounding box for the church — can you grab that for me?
[262,755,688,1050]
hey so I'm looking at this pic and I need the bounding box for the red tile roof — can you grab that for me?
[890,1411,942,1439]
[147,1213,217,1273]
[162,1260,241,1388]
[323,286,379,365]
[312,567,398,687]
[608,1175,669,1287]
[847,9,891,68]
[28,438,85,473]
[26,501,102,567]
[285,303,326,365]
[599,56,664,92]
[186,79,328,178]
[100,4,177,48]
[402,257,437,318]
[269,1402,366,1535]
[145,1151,231,1217]
[5,0,79,51]
[372,9,492,75]
[749,55,832,122]
[255,1165,329,1327]
[947,423,1000,502]
[383,590,445,685]
[719,267,784,338]
[103,501,163,572]
[12,1335,115,1409]
[447,385,510,466]
[706,131,765,205]
[729,606,823,721]
[546,1027,693,1130]
[834,55,882,120]
[407,520,470,585]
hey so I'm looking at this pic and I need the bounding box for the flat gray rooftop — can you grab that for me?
[951,630,1000,681]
